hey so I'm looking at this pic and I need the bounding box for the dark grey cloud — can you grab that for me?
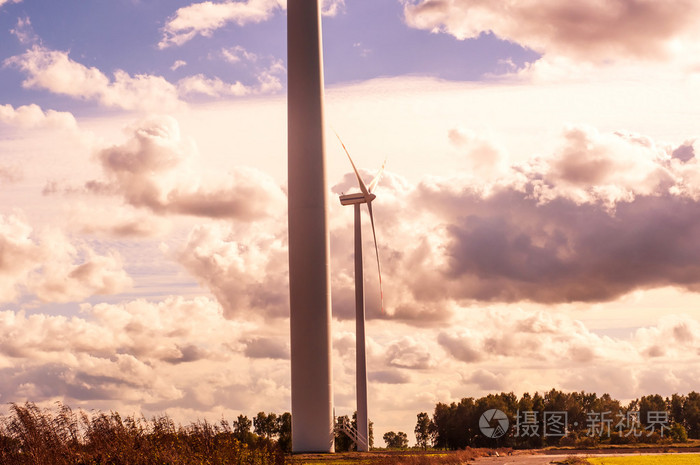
[369,369,411,384]
[437,332,483,363]
[385,337,435,369]
[243,337,289,360]
[439,192,700,303]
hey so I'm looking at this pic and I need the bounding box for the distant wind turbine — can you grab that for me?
[337,133,385,452]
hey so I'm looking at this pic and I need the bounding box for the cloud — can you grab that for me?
[466,368,506,391]
[437,331,483,363]
[5,45,183,112]
[0,296,292,417]
[176,222,288,319]
[0,0,21,8]
[348,126,700,311]
[321,0,345,16]
[0,214,131,303]
[10,16,37,45]
[81,116,286,220]
[385,336,435,369]
[0,103,78,130]
[243,337,290,359]
[65,203,171,238]
[177,74,252,97]
[0,165,21,185]
[159,0,345,49]
[403,0,700,64]
[170,60,187,71]
[369,369,411,384]
[158,0,284,49]
[179,47,285,98]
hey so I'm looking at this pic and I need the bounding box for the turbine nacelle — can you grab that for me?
[339,192,376,206]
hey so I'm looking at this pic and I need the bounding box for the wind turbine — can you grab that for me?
[288,0,334,453]
[337,134,385,452]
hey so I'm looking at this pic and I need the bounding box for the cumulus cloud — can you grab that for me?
[0,103,78,130]
[0,297,293,417]
[0,215,131,303]
[81,116,285,220]
[385,336,435,369]
[176,222,288,319]
[159,0,284,49]
[403,0,700,64]
[5,45,183,112]
[349,125,700,317]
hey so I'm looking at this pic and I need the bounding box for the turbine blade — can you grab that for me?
[366,201,384,314]
[334,131,370,198]
[367,158,386,194]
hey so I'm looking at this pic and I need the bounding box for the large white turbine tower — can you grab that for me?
[337,135,385,453]
[287,0,334,453]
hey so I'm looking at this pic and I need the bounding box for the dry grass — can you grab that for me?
[552,457,591,465]
[0,402,285,465]
[290,448,500,465]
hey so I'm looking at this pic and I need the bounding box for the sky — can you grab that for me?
[2,0,700,445]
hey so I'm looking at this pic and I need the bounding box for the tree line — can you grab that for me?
[411,389,700,450]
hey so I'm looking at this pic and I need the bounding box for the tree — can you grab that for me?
[233,414,253,443]
[253,411,277,439]
[414,412,435,449]
[684,392,700,439]
[383,431,408,449]
[277,412,292,452]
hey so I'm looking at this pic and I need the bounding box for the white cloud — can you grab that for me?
[179,48,285,98]
[9,16,37,44]
[177,74,252,97]
[159,0,284,49]
[159,0,344,48]
[321,0,345,16]
[5,45,184,112]
[0,103,78,130]
[0,0,21,8]
[170,60,187,71]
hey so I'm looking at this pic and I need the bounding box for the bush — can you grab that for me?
[670,422,689,443]
[0,402,285,465]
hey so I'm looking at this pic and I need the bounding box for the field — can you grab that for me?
[586,455,700,465]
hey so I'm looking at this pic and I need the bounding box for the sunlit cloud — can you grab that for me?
[5,45,184,112]
[403,0,700,64]
[0,214,131,303]
[158,0,285,49]
[0,0,21,8]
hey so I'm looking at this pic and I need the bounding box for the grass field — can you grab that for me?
[586,454,700,464]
